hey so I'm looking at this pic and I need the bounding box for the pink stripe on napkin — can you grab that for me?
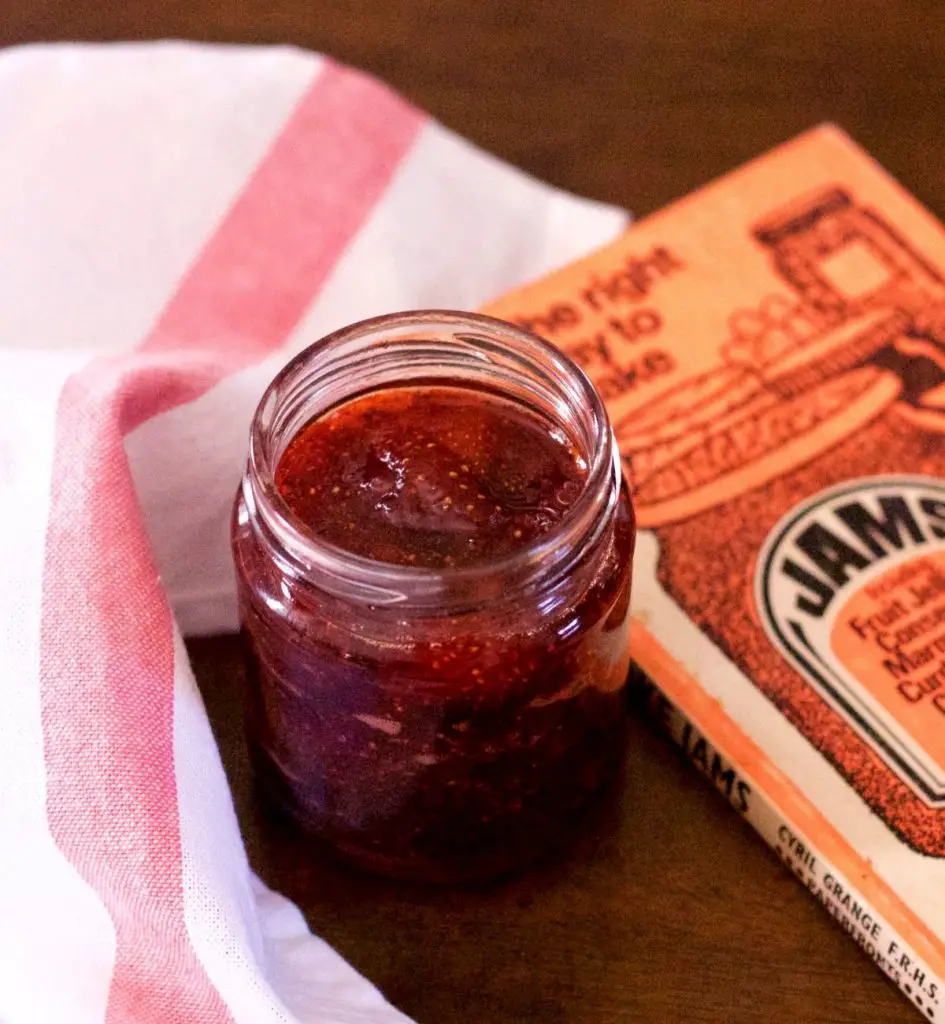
[38,59,424,1023]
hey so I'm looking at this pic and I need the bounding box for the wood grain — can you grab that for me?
[7,1,941,1019]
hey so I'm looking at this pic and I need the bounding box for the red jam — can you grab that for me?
[275,387,587,569]
[233,319,635,884]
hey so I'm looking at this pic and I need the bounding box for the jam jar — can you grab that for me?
[232,311,636,883]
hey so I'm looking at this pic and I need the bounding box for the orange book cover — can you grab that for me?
[485,125,945,1018]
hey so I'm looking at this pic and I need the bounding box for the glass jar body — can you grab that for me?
[231,311,636,883]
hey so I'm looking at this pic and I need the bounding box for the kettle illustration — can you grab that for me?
[754,187,945,411]
[616,188,945,529]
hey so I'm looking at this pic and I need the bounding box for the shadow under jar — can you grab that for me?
[232,311,636,884]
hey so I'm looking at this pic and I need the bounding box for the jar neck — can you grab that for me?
[243,310,622,614]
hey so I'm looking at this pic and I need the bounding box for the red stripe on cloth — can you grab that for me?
[39,59,424,1024]
[133,59,425,419]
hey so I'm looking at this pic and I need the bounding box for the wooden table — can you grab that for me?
[6,2,942,1020]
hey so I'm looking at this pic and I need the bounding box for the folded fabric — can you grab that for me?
[0,41,627,1023]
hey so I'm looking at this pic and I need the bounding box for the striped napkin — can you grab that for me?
[0,41,626,1024]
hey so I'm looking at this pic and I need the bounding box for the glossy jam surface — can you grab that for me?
[234,383,635,883]
[275,386,587,568]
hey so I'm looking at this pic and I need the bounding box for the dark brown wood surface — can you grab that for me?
[6,2,942,1021]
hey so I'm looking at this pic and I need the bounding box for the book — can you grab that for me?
[484,124,945,1019]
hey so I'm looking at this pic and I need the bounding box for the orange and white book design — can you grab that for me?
[486,125,945,1018]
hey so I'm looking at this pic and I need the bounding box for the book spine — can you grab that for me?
[633,676,943,1020]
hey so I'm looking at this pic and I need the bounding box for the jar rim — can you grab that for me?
[244,309,621,610]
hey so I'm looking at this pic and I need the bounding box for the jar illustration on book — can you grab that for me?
[618,187,945,855]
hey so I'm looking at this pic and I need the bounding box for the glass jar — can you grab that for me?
[232,311,636,883]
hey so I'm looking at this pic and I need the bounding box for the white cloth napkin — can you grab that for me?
[0,41,627,1024]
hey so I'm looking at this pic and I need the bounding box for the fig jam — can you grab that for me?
[232,312,635,883]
